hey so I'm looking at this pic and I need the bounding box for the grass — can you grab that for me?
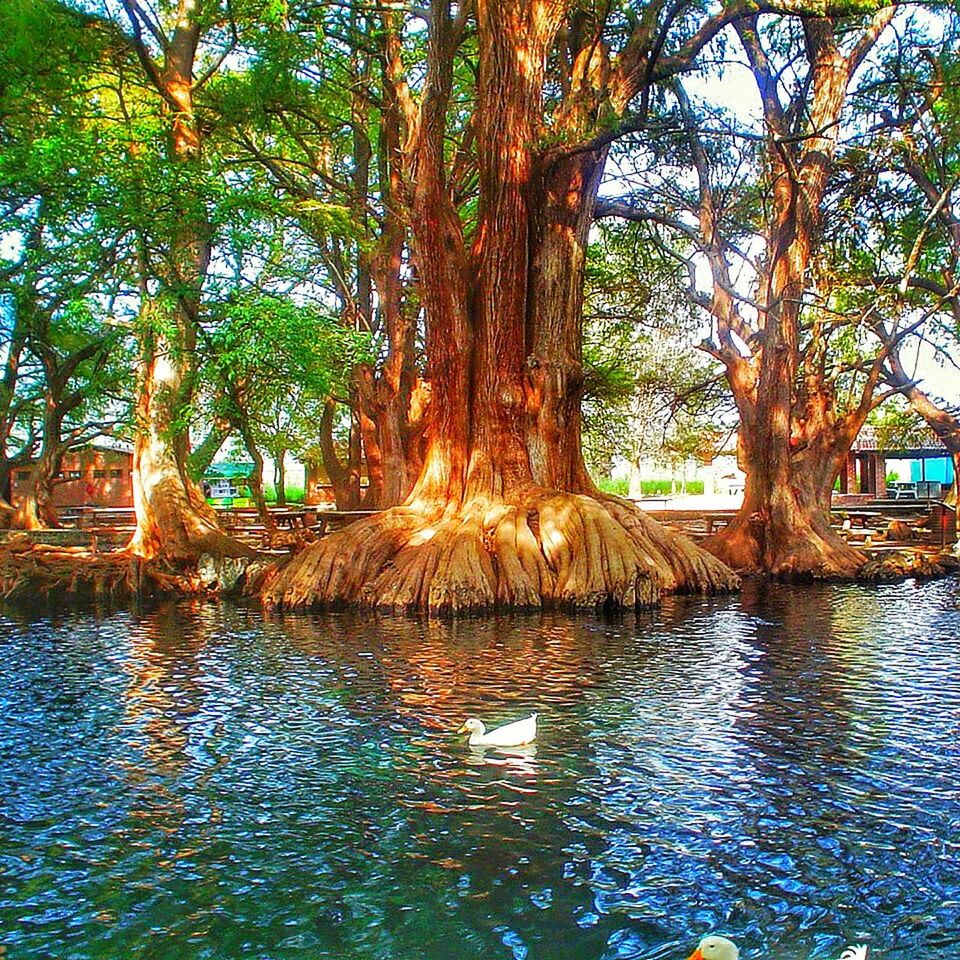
[262,483,306,505]
[595,477,705,497]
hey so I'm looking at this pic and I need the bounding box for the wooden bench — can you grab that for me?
[311,510,381,537]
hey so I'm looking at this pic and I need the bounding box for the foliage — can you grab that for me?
[582,220,732,472]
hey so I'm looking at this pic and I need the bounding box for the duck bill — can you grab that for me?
[685,950,704,960]
[456,723,468,734]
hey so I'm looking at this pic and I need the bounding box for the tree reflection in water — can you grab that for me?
[1,583,958,960]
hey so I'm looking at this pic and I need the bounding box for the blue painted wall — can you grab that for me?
[909,458,955,482]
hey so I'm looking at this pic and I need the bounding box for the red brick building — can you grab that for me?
[11,440,134,509]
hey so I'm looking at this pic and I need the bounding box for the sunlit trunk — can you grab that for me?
[13,439,63,531]
[705,18,887,578]
[126,11,244,562]
[261,0,737,612]
[130,338,252,560]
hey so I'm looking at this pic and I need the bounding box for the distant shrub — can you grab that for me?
[263,482,306,504]
[284,485,306,504]
[597,476,630,495]
[593,477,705,497]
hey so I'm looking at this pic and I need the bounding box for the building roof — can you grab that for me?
[852,424,949,458]
[205,461,255,480]
[89,436,135,454]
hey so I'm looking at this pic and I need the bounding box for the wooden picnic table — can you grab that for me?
[311,510,380,537]
[270,508,308,528]
[61,505,136,528]
[215,506,313,529]
[832,509,883,529]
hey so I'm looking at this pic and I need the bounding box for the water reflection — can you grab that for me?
[1,580,959,960]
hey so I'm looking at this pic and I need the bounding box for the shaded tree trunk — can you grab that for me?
[236,415,274,530]
[319,398,361,510]
[274,453,287,507]
[122,4,249,563]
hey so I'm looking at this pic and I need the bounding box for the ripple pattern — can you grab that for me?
[1,579,959,959]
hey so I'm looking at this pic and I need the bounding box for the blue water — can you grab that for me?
[1,579,959,959]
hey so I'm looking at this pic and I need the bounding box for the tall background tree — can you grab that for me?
[598,6,908,578]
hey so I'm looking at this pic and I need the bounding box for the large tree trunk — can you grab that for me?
[13,439,63,531]
[710,430,865,577]
[527,148,607,490]
[130,334,253,560]
[261,0,736,612]
[702,16,891,578]
[124,7,249,564]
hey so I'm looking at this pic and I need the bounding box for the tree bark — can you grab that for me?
[260,0,737,612]
[123,2,249,563]
[13,437,63,531]
[129,328,253,560]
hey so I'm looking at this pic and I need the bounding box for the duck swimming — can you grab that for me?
[686,936,739,960]
[457,713,537,747]
[684,936,867,960]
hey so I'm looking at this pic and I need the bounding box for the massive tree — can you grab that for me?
[600,8,900,578]
[107,0,257,561]
[262,0,743,612]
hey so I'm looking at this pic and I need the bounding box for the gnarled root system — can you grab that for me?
[259,491,738,613]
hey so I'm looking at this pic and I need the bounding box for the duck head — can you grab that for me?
[687,935,739,960]
[457,718,485,737]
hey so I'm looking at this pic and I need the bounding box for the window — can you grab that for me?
[109,469,124,478]
[16,470,30,481]
[93,470,107,479]
[66,470,82,480]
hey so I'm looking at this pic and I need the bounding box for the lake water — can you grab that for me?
[2,580,959,960]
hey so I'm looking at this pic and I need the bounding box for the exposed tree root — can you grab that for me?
[258,491,739,613]
[860,549,960,582]
[0,538,251,605]
[705,510,866,581]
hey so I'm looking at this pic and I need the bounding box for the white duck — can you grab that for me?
[686,936,739,960]
[457,713,537,747]
[685,936,868,960]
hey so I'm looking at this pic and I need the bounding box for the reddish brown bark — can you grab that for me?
[262,0,737,612]
[696,13,894,578]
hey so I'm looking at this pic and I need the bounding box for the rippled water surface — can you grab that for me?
[2,580,960,960]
